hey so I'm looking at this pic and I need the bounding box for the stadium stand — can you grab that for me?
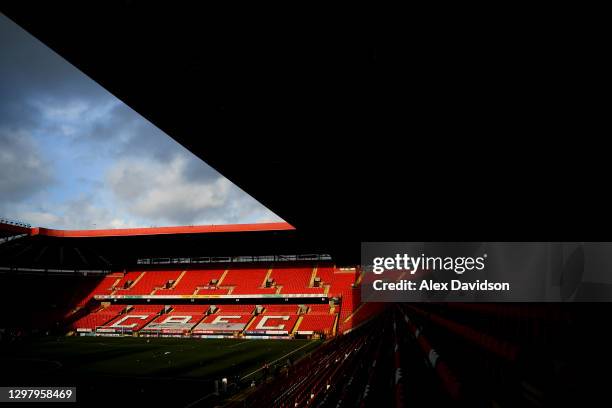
[97,305,163,333]
[71,304,125,332]
[271,266,326,294]
[155,269,225,295]
[64,264,373,338]
[262,305,301,314]
[307,304,332,313]
[117,271,182,295]
[294,314,336,336]
[223,268,277,295]
[197,313,252,326]
[141,305,209,335]
[169,305,210,313]
[246,314,299,336]
[2,236,585,407]
[243,316,388,407]
[346,302,386,330]
[213,305,256,313]
[75,273,123,307]
[192,304,255,336]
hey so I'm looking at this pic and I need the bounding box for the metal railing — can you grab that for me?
[0,217,32,228]
[137,253,332,265]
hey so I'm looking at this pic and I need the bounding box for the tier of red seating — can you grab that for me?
[263,305,301,313]
[247,314,299,334]
[223,268,276,295]
[145,306,208,328]
[71,304,125,330]
[72,303,336,335]
[199,313,252,324]
[157,270,224,295]
[271,267,325,294]
[116,271,181,295]
[297,314,336,334]
[78,265,356,298]
[99,305,163,332]
[112,271,142,291]
[338,302,386,333]
[215,304,256,313]
[169,305,210,313]
[75,274,122,307]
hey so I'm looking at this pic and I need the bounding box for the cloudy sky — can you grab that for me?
[0,14,282,229]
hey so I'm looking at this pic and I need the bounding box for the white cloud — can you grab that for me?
[0,128,53,202]
[11,195,143,230]
[0,14,284,229]
[36,99,89,122]
[16,211,61,227]
[106,154,281,226]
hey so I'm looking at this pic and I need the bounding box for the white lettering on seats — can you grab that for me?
[161,315,192,324]
[256,316,290,330]
[211,315,242,324]
[110,315,149,328]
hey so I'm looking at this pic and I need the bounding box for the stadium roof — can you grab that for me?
[30,222,294,238]
[0,220,31,240]
[1,3,607,268]
[0,220,330,270]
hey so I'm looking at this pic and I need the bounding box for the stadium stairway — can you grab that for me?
[290,316,303,335]
[110,271,144,294]
[151,270,186,294]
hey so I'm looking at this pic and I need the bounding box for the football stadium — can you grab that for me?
[0,221,390,406]
[1,3,611,408]
[0,221,605,407]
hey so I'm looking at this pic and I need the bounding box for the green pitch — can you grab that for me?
[0,336,322,406]
[1,336,320,379]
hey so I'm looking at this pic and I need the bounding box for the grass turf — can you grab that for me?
[0,336,321,406]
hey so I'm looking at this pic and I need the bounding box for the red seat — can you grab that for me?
[71,304,125,331]
[156,270,225,295]
[297,314,336,334]
[247,314,298,334]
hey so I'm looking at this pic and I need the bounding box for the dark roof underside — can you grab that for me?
[0,3,607,268]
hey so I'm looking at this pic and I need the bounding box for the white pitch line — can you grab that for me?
[227,340,250,348]
[240,341,314,381]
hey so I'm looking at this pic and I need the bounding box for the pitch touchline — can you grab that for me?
[183,392,216,408]
[240,342,314,381]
